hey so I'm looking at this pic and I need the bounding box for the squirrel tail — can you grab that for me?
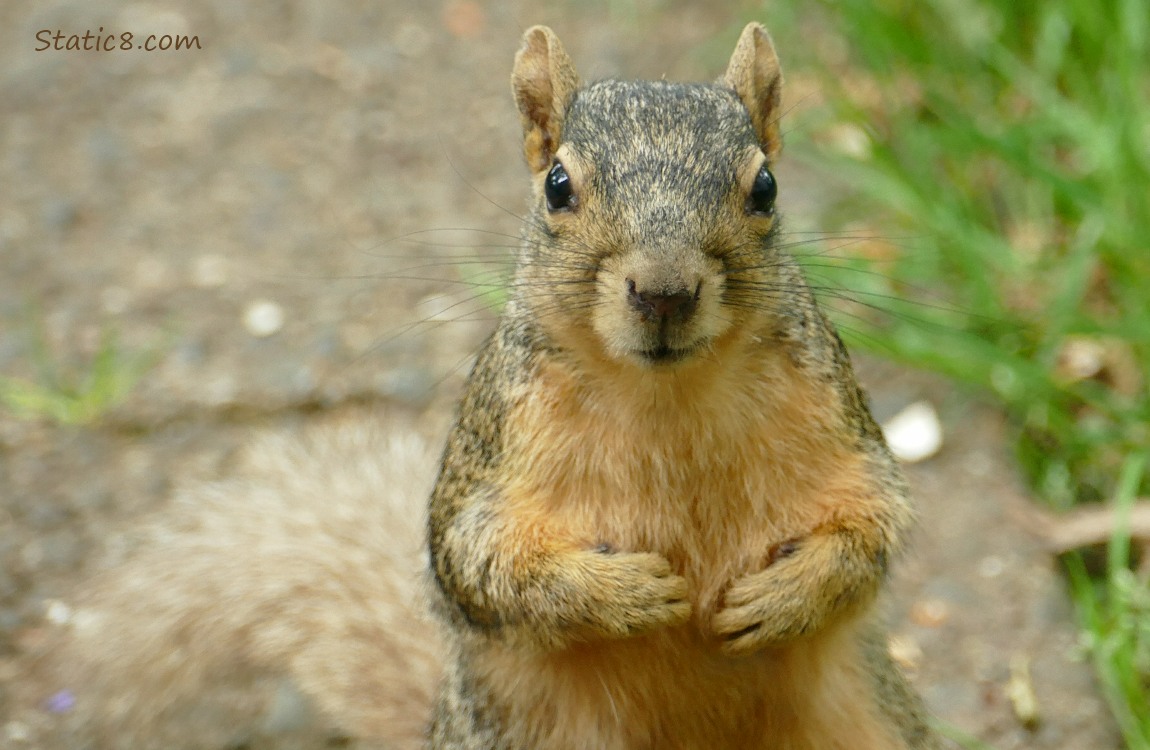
[30,416,442,749]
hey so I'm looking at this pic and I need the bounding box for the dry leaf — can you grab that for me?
[1006,653,1040,729]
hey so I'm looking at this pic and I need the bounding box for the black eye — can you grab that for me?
[545,161,577,212]
[746,165,777,216]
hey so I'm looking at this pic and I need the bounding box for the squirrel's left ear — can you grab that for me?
[512,26,582,173]
[722,23,784,160]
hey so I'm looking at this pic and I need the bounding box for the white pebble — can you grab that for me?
[1059,337,1106,381]
[4,721,30,742]
[243,299,284,337]
[882,400,943,463]
[887,634,923,670]
[830,123,872,160]
[45,599,72,625]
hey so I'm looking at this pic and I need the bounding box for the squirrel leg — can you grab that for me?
[431,487,691,649]
[713,511,896,654]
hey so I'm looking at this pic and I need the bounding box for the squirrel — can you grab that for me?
[426,22,937,750]
[16,22,938,750]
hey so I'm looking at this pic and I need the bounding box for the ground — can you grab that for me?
[0,1,1120,748]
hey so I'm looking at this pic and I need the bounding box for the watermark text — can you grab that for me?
[35,27,202,52]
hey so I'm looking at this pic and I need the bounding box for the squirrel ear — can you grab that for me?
[722,23,784,159]
[511,26,581,173]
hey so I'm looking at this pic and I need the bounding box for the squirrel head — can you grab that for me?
[510,24,788,371]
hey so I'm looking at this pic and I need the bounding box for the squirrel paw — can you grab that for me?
[712,541,818,655]
[566,548,691,640]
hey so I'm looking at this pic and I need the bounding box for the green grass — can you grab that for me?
[0,317,160,426]
[766,0,1150,744]
[933,720,1002,750]
[1069,453,1150,747]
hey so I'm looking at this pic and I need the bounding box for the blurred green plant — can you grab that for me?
[766,0,1150,742]
[0,317,160,426]
[1069,453,1150,747]
[933,721,1001,750]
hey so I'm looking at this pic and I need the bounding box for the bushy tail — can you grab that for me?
[23,414,443,749]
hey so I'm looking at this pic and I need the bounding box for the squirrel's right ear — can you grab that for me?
[722,23,784,160]
[511,26,581,173]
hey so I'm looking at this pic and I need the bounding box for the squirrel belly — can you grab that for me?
[502,341,890,627]
[469,624,905,749]
[447,348,911,750]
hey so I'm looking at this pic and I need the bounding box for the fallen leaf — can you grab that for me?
[1006,653,1040,729]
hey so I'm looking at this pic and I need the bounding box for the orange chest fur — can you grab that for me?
[499,356,871,616]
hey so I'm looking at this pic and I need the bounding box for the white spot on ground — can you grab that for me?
[45,599,72,625]
[243,299,285,337]
[882,400,943,463]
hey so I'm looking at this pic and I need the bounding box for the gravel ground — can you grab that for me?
[0,1,1120,747]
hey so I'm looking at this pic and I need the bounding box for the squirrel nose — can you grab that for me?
[626,278,700,322]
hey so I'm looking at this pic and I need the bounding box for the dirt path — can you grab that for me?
[0,1,1118,747]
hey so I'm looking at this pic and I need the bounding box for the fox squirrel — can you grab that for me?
[20,22,937,750]
[426,22,936,749]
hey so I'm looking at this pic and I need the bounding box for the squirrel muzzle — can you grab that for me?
[593,245,729,366]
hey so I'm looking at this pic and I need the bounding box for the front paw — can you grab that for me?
[568,548,692,640]
[713,544,814,655]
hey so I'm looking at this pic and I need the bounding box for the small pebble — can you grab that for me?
[4,721,31,742]
[909,597,951,628]
[243,299,284,337]
[829,123,872,159]
[882,401,943,463]
[978,555,1005,579]
[1057,337,1105,381]
[888,634,923,670]
[45,599,72,625]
